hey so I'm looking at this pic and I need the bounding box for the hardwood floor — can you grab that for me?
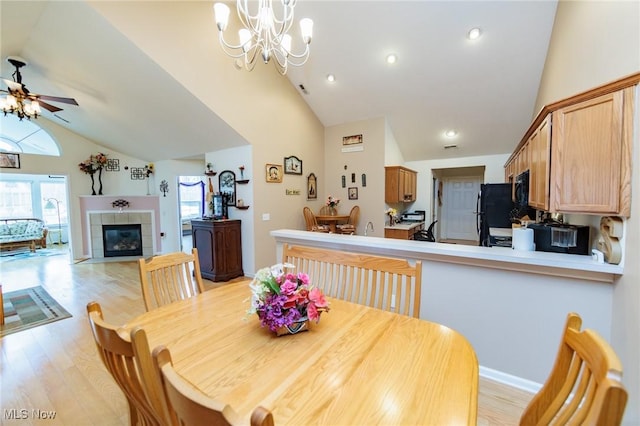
[0,251,533,425]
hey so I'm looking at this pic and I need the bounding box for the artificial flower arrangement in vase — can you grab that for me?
[326,195,340,215]
[144,163,154,195]
[248,263,330,336]
[78,152,108,195]
[385,207,397,227]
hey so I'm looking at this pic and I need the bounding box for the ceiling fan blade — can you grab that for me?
[35,94,78,106]
[37,100,63,113]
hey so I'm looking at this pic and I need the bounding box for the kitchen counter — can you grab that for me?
[271,229,622,283]
[385,221,424,230]
[384,221,424,240]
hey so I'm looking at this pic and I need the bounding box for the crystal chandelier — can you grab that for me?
[213,0,313,75]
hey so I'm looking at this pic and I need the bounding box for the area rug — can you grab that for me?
[0,248,68,262]
[1,286,72,337]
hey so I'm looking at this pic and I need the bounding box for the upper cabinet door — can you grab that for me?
[550,89,630,215]
[528,114,551,211]
[385,166,417,203]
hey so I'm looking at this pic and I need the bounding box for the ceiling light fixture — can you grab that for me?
[444,130,458,138]
[213,1,313,75]
[0,58,41,120]
[468,27,482,40]
[326,74,336,82]
[0,93,40,120]
[0,57,78,121]
[386,54,397,64]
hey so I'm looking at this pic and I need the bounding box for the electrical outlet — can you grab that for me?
[262,213,270,221]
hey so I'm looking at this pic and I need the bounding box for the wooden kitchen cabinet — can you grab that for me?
[550,88,632,216]
[385,166,417,203]
[528,114,551,210]
[191,219,243,281]
[505,75,637,217]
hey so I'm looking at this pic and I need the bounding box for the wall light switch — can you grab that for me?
[262,213,270,221]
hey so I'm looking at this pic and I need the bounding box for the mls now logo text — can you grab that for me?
[4,409,57,420]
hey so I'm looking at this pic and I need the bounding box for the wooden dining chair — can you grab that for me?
[152,345,274,426]
[283,244,422,317]
[302,207,329,233]
[86,302,170,426]
[336,205,360,234]
[138,248,205,311]
[519,312,627,426]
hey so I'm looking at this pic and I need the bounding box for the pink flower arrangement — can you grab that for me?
[78,153,108,174]
[326,195,340,208]
[248,263,329,332]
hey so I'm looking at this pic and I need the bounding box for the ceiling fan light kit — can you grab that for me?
[213,0,313,75]
[0,56,78,121]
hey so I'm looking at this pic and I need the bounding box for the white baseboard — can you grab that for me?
[479,365,543,395]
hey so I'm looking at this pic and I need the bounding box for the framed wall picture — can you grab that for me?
[0,152,20,169]
[348,187,358,200]
[265,164,283,183]
[307,173,317,200]
[284,155,303,175]
[342,134,363,145]
[219,170,236,206]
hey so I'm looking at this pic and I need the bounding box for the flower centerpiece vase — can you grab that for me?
[98,168,103,195]
[275,317,310,336]
[329,207,337,216]
[90,172,96,195]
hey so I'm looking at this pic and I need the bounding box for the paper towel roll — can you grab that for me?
[512,228,535,251]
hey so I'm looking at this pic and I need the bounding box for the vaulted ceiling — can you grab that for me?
[0,1,557,162]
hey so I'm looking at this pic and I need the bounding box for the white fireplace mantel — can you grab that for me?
[79,195,161,258]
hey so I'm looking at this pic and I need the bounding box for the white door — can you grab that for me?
[441,178,482,241]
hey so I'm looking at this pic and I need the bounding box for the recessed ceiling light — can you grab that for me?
[445,130,458,138]
[326,74,336,82]
[386,54,397,64]
[468,27,482,40]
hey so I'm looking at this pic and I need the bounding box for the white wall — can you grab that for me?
[152,158,205,254]
[204,145,256,276]
[325,118,387,237]
[535,2,640,423]
[384,119,405,166]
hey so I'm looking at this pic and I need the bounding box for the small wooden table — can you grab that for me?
[315,214,350,232]
[126,280,479,425]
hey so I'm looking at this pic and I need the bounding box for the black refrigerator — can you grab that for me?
[476,183,514,247]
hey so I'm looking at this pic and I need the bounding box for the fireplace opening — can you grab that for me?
[102,224,143,257]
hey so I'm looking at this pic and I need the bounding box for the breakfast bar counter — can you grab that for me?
[272,229,622,283]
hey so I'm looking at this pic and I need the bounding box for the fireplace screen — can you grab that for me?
[102,224,143,257]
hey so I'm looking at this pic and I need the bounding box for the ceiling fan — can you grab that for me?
[1,56,78,120]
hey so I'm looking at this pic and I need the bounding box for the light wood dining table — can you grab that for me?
[125,279,479,425]
[315,214,350,233]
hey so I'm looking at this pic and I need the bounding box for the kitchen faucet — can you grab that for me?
[364,221,374,236]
